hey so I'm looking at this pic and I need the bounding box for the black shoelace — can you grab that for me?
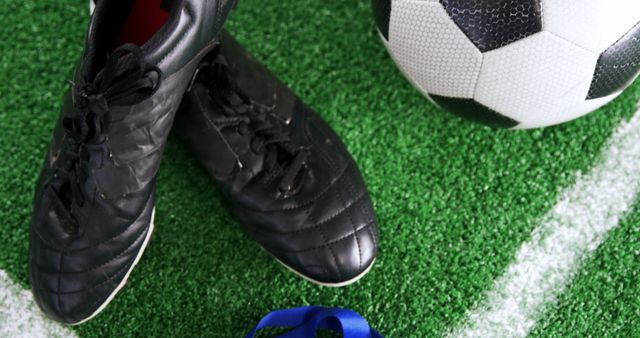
[47,44,159,234]
[204,54,308,194]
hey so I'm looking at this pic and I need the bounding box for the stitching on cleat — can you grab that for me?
[32,194,154,254]
[247,191,366,236]
[267,221,376,254]
[290,192,366,235]
[314,219,342,282]
[336,184,362,271]
[158,3,194,66]
[34,224,150,294]
[248,162,350,212]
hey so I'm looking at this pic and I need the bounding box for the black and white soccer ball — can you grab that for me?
[372,0,640,128]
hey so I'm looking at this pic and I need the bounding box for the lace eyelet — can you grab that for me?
[278,185,291,194]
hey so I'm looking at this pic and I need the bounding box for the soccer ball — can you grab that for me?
[372,0,640,128]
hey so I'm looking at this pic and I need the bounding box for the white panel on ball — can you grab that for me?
[475,32,601,128]
[543,0,640,54]
[387,0,482,98]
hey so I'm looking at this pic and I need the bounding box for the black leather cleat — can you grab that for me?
[30,0,234,325]
[175,32,379,287]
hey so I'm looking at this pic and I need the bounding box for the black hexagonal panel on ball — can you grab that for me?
[372,0,391,40]
[439,0,542,52]
[587,22,640,99]
[430,95,520,129]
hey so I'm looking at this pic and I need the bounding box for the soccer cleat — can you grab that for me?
[29,0,234,325]
[175,32,379,287]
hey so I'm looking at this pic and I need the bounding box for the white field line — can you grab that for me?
[0,270,77,338]
[449,109,640,338]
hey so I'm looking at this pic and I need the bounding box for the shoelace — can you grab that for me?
[204,53,308,194]
[47,44,159,234]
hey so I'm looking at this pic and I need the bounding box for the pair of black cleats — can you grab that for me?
[30,0,379,324]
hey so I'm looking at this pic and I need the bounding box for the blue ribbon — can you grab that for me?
[246,306,383,338]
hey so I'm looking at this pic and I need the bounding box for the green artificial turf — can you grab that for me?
[1,0,639,337]
[530,203,640,338]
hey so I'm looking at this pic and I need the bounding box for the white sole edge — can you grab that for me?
[274,256,376,288]
[69,209,156,326]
